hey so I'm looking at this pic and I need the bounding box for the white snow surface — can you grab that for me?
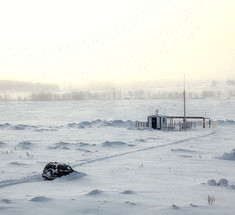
[218,149,235,161]
[0,99,235,215]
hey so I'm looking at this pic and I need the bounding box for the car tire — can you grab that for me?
[43,169,56,180]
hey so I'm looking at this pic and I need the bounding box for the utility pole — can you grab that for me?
[183,74,186,131]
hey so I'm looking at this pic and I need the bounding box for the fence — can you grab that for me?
[135,119,216,130]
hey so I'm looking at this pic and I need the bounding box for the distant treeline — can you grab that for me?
[0,79,235,101]
[0,80,59,92]
[1,89,235,101]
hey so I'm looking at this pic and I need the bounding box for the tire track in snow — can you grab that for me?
[0,131,216,189]
[0,174,42,189]
[73,130,216,167]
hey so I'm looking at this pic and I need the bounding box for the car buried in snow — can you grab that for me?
[42,162,75,180]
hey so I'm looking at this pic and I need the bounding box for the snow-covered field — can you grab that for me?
[0,98,235,215]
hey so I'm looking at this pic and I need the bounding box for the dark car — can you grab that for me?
[42,162,75,180]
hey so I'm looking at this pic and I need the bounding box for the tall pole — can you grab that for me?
[183,74,186,131]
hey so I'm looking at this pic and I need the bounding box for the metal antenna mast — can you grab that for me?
[183,74,186,131]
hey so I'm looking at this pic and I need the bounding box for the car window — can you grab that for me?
[46,164,56,169]
[59,164,68,171]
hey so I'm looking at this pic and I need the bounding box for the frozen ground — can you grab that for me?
[0,98,235,215]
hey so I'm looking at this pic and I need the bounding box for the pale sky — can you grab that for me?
[0,0,235,86]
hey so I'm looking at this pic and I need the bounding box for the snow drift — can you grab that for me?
[217,119,235,125]
[86,189,103,196]
[0,123,37,130]
[67,119,135,129]
[30,196,53,202]
[47,141,71,150]
[102,141,135,147]
[217,149,235,160]
[0,141,6,148]
[55,171,87,181]
[16,141,34,150]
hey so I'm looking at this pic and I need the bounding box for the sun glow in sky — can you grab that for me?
[0,0,235,86]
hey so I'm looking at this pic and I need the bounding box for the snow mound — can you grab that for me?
[17,141,34,150]
[90,119,105,127]
[0,123,37,130]
[0,123,24,130]
[76,142,90,147]
[218,149,235,160]
[124,201,136,205]
[102,141,134,147]
[68,121,92,128]
[35,128,57,132]
[190,204,198,207]
[76,148,92,153]
[231,185,235,189]
[207,178,229,187]
[55,171,87,181]
[47,141,96,150]
[47,141,71,150]
[109,120,134,128]
[86,189,103,196]
[135,139,146,142]
[67,119,135,129]
[10,162,27,166]
[218,178,228,186]
[217,119,235,125]
[0,198,12,204]
[121,190,136,194]
[0,141,6,147]
[91,119,134,128]
[30,196,53,202]
[74,142,97,148]
[171,148,198,153]
[0,123,11,129]
[15,124,37,130]
[205,178,235,190]
[207,179,218,186]
[172,204,180,209]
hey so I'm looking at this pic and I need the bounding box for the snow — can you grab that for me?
[0,99,235,214]
[218,179,228,187]
[218,149,235,161]
[171,148,199,153]
[0,141,6,147]
[55,172,87,181]
[17,141,34,150]
[206,178,234,189]
[86,189,103,196]
[207,179,218,186]
[67,119,135,129]
[121,190,136,195]
[30,196,53,202]
[101,141,135,147]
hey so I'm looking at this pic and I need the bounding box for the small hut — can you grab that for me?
[147,110,167,130]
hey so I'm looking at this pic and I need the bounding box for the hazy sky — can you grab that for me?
[0,0,235,86]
